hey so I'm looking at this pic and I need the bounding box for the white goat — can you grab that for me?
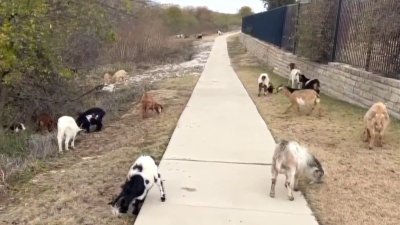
[57,116,83,153]
[269,140,324,201]
[288,63,301,89]
[110,155,166,216]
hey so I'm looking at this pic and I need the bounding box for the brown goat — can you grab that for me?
[277,86,321,116]
[141,93,163,119]
[37,113,56,132]
[363,102,390,149]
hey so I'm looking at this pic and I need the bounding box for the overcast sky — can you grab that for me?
[155,0,265,14]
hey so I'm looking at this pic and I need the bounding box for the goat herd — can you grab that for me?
[2,91,165,216]
[1,61,393,217]
[259,62,391,201]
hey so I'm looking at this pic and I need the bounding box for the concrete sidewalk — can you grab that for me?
[134,34,319,225]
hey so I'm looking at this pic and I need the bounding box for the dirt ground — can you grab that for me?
[227,36,400,225]
[0,75,199,225]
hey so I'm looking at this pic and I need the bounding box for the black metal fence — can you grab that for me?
[242,7,287,47]
[242,0,400,79]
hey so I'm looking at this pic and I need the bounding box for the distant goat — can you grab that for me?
[37,113,56,132]
[288,63,301,89]
[363,102,390,149]
[113,70,128,85]
[299,74,320,94]
[104,72,113,85]
[109,155,166,216]
[76,107,106,133]
[57,116,83,152]
[141,93,163,119]
[277,85,321,116]
[218,30,223,36]
[258,73,271,96]
[270,140,324,201]
[3,123,26,133]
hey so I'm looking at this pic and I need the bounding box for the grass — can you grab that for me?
[0,75,199,224]
[227,35,400,225]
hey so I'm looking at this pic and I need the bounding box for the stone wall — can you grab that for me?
[239,33,400,119]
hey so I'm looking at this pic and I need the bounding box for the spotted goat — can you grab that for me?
[269,140,324,201]
[109,155,166,216]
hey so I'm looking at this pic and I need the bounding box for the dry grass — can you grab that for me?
[0,75,199,225]
[227,35,400,225]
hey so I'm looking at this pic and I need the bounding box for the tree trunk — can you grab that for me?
[0,81,8,128]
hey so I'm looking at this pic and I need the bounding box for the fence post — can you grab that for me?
[293,3,301,55]
[331,0,343,62]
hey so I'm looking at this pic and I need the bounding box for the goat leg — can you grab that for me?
[287,169,295,201]
[270,170,278,198]
[294,174,300,192]
[156,173,166,202]
[369,130,375,149]
[284,103,294,114]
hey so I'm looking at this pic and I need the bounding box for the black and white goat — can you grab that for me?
[299,74,320,94]
[269,140,324,201]
[3,123,26,133]
[76,107,106,133]
[258,73,274,96]
[109,155,166,216]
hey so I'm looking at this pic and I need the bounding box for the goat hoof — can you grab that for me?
[269,192,275,198]
[161,196,166,202]
[289,196,294,201]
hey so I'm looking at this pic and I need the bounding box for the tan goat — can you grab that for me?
[104,72,113,85]
[113,70,128,85]
[363,102,390,149]
[277,85,321,116]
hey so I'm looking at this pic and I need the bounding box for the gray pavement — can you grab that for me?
[134,34,319,225]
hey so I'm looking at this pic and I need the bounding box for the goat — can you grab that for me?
[113,70,128,85]
[218,30,223,36]
[37,113,56,133]
[277,85,321,116]
[363,102,390,149]
[76,107,106,133]
[104,72,113,85]
[270,140,324,201]
[288,63,301,89]
[258,73,271,97]
[57,116,83,152]
[141,93,163,119]
[3,123,26,133]
[109,155,166,216]
[299,74,320,94]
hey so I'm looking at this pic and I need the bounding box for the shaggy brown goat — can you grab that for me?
[141,93,163,119]
[363,102,390,149]
[37,113,56,132]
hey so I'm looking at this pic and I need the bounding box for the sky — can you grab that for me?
[155,0,266,14]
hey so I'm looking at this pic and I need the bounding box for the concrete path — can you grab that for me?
[134,34,319,225]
